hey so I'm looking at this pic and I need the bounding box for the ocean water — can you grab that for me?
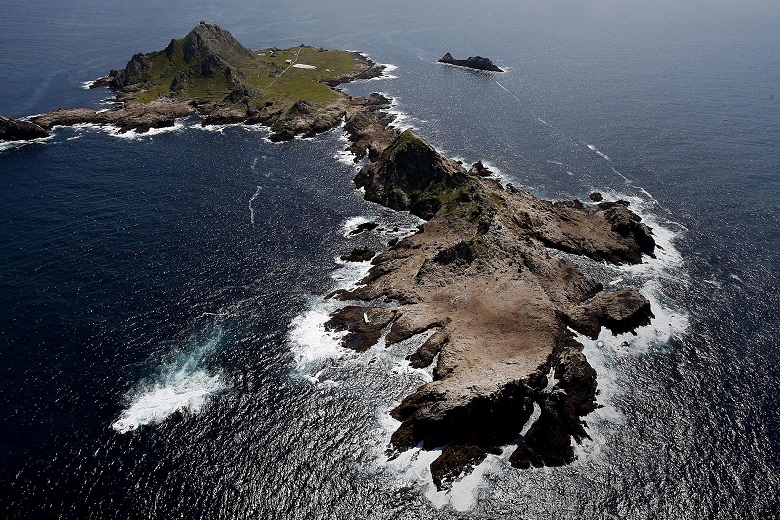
[1,1,779,518]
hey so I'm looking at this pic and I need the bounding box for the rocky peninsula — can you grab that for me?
[328,127,655,488]
[438,52,504,72]
[1,24,657,490]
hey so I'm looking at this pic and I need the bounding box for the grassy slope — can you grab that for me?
[131,30,365,111]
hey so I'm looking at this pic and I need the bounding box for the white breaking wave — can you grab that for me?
[287,299,351,373]
[384,96,425,132]
[341,215,374,237]
[369,63,398,80]
[112,328,227,434]
[587,143,611,161]
[0,134,53,152]
[106,119,188,140]
[333,120,370,168]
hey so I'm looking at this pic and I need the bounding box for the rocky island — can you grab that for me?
[2,23,387,141]
[1,24,657,491]
[438,52,504,72]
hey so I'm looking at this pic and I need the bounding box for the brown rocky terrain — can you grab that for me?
[326,129,656,489]
[30,99,195,134]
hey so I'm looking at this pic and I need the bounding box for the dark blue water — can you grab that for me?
[2,1,779,518]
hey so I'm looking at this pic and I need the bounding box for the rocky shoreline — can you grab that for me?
[0,114,50,141]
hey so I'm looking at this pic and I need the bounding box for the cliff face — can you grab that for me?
[331,130,655,489]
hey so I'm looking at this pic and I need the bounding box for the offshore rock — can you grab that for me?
[438,52,504,73]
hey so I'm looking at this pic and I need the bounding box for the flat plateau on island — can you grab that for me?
[1,23,657,490]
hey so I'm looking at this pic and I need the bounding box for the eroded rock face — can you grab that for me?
[332,130,655,489]
[0,115,49,141]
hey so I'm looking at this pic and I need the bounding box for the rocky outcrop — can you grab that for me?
[354,129,470,219]
[343,93,396,162]
[325,306,397,352]
[565,288,654,339]
[532,198,656,264]
[340,247,375,262]
[468,160,493,177]
[329,129,656,489]
[0,115,50,141]
[31,99,195,134]
[322,52,386,86]
[438,52,504,73]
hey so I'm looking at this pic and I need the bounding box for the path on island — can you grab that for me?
[261,47,304,93]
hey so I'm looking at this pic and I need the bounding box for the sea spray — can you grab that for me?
[112,326,227,433]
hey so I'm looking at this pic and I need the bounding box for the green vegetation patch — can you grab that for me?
[121,24,372,113]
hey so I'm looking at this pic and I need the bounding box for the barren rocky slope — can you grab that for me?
[328,129,655,489]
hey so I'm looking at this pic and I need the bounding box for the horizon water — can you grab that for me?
[1,1,779,518]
